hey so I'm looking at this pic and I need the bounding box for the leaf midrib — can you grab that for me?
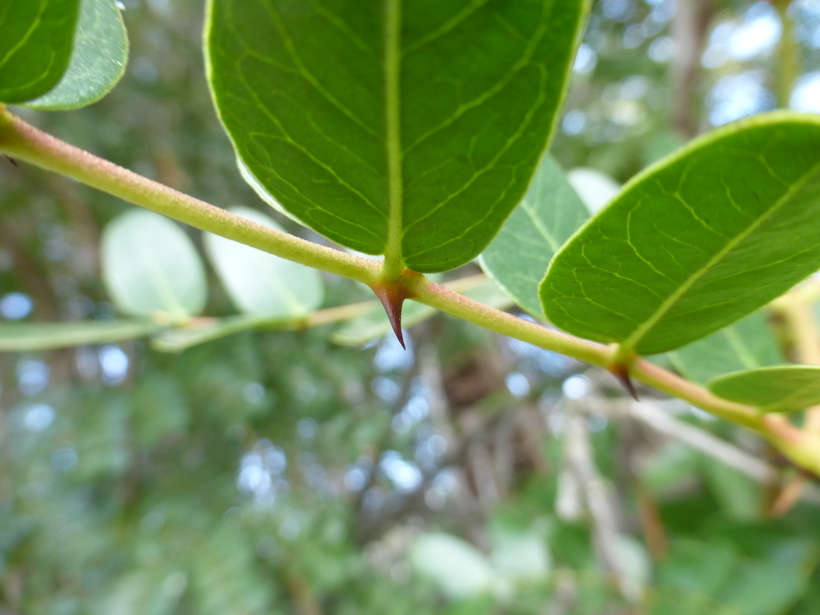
[382,0,403,278]
[620,158,820,353]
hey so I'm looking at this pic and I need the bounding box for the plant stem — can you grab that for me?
[0,110,382,286]
[1,109,818,474]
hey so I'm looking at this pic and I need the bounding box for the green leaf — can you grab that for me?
[707,365,820,413]
[0,320,162,352]
[541,113,820,355]
[668,311,782,384]
[331,276,512,347]
[25,0,129,110]
[205,0,588,273]
[0,0,80,103]
[102,210,207,320]
[203,206,324,317]
[479,155,588,318]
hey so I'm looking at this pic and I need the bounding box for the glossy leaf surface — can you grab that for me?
[479,155,588,318]
[0,0,80,103]
[26,0,128,110]
[0,320,161,352]
[542,113,820,355]
[708,365,820,413]
[206,0,587,272]
[668,311,782,384]
[204,207,324,318]
[102,210,207,320]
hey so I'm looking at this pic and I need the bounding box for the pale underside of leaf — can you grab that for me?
[479,155,588,318]
[667,311,781,384]
[25,0,129,110]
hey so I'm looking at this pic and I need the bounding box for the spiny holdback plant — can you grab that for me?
[3,0,820,476]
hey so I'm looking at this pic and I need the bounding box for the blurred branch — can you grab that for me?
[671,0,718,136]
[563,404,639,603]
[772,0,798,108]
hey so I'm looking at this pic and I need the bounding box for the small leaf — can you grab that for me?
[203,206,324,318]
[206,0,588,273]
[25,0,129,110]
[707,365,820,413]
[0,0,81,103]
[668,311,782,384]
[479,155,588,318]
[409,532,495,600]
[331,276,512,347]
[541,113,820,355]
[0,320,161,352]
[102,210,207,320]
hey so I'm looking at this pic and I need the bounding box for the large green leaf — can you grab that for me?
[707,365,820,413]
[205,0,587,273]
[203,206,324,318]
[25,0,128,110]
[102,210,207,321]
[668,311,782,384]
[0,320,162,352]
[0,0,80,103]
[479,155,588,318]
[541,113,820,355]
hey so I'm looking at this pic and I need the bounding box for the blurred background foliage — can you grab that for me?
[3,0,820,613]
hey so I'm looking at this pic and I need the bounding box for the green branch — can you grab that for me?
[1,108,816,474]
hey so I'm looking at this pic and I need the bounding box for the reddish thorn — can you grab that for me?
[371,282,407,349]
[3,155,18,168]
[609,363,639,401]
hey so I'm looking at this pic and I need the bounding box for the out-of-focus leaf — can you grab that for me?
[409,532,495,600]
[0,0,80,103]
[668,311,782,384]
[0,320,161,352]
[479,156,588,318]
[641,441,701,494]
[490,528,551,581]
[102,210,207,320]
[708,365,820,413]
[131,372,189,447]
[74,396,130,479]
[702,461,761,522]
[25,0,128,110]
[96,569,182,615]
[717,560,806,615]
[206,0,588,272]
[191,527,273,614]
[204,206,324,317]
[541,113,820,355]
[331,276,512,346]
[566,167,620,214]
[656,539,738,599]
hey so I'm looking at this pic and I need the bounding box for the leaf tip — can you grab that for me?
[609,363,639,401]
